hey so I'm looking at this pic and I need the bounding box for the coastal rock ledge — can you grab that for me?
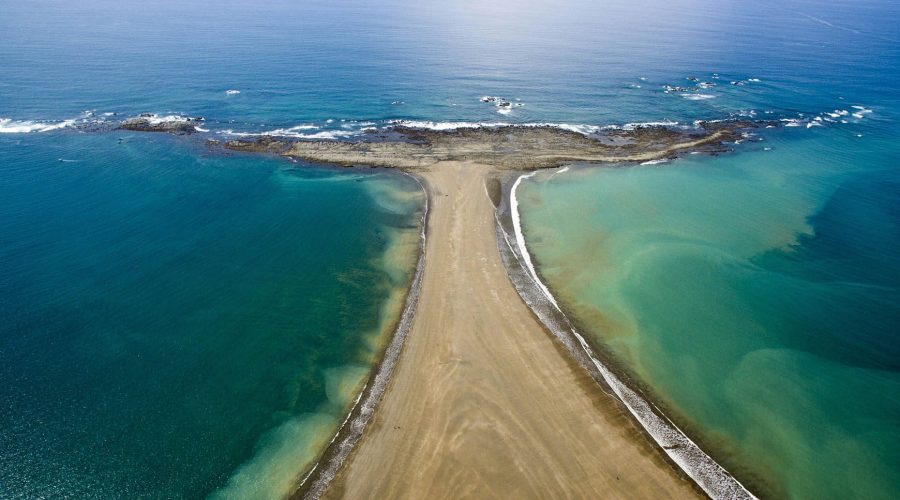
[120,114,203,134]
[221,121,766,170]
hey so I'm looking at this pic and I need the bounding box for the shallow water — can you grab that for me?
[516,124,900,499]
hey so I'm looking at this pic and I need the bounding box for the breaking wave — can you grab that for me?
[0,118,77,133]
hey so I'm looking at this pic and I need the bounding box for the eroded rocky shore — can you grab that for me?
[218,121,765,169]
[119,114,205,134]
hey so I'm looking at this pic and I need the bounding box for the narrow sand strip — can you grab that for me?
[321,162,701,499]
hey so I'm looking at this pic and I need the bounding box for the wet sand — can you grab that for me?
[320,162,701,499]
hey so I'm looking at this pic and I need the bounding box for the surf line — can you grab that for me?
[501,170,757,500]
[294,171,429,500]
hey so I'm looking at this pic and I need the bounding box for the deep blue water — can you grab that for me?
[1,0,898,497]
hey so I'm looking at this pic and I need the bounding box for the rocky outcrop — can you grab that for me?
[221,136,289,154]
[222,121,766,170]
[119,114,204,134]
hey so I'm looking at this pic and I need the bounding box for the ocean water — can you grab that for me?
[0,132,425,498]
[1,0,898,498]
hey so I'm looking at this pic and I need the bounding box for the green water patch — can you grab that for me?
[515,129,900,499]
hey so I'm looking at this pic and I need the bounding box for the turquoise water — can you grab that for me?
[517,125,900,498]
[2,0,899,497]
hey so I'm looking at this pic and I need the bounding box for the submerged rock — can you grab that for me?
[222,135,288,153]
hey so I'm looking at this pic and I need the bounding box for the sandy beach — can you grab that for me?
[319,161,701,499]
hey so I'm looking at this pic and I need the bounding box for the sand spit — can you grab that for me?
[126,119,767,498]
[219,122,767,499]
[315,162,703,499]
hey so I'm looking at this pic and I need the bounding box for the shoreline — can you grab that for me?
[290,170,431,499]
[317,161,704,498]
[111,119,773,498]
[497,168,757,499]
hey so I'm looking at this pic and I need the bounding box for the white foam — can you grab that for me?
[640,158,670,165]
[394,120,609,136]
[548,123,602,134]
[610,120,680,131]
[851,106,872,119]
[271,124,319,132]
[681,93,716,100]
[547,165,570,181]
[221,125,356,140]
[140,114,192,125]
[747,78,761,82]
[225,89,240,95]
[496,107,513,115]
[219,119,685,141]
[341,121,375,129]
[0,117,76,133]
[218,129,253,137]
[389,120,510,131]
[510,172,562,311]
[295,130,356,139]
[194,126,210,132]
